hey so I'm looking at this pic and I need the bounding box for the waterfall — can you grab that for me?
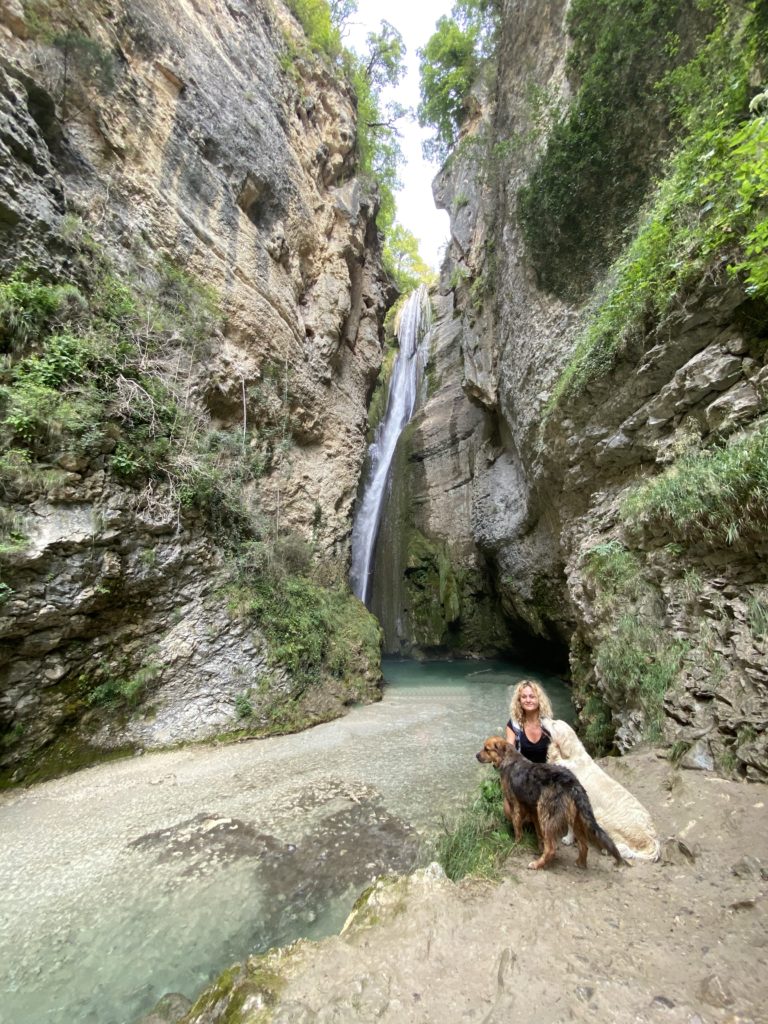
[350,285,431,604]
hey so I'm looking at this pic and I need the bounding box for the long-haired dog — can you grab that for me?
[547,721,661,862]
[476,737,624,870]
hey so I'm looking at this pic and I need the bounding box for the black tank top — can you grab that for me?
[509,721,551,763]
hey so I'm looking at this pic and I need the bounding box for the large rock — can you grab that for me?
[396,0,768,774]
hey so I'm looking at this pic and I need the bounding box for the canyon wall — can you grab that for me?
[399,0,768,778]
[0,0,389,782]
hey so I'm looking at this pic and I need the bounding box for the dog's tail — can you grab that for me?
[572,785,624,865]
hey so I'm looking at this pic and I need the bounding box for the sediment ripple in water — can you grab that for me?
[0,659,571,1024]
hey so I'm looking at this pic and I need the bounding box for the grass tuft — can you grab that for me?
[621,422,768,548]
[433,774,535,881]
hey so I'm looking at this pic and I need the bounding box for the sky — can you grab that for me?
[344,0,452,270]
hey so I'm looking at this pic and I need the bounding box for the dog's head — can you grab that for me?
[475,736,510,766]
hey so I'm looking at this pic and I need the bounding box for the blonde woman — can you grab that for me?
[505,678,660,860]
[505,679,558,763]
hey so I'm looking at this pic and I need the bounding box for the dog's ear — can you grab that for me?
[480,736,507,766]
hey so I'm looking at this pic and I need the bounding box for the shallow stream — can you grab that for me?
[0,659,572,1024]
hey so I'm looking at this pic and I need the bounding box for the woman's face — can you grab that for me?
[520,686,540,715]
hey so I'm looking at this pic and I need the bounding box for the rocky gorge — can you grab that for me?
[1,0,767,1021]
[2,0,765,784]
[373,0,768,780]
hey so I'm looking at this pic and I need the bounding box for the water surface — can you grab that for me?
[0,659,571,1024]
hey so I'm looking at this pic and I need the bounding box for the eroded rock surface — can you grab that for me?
[384,0,768,777]
[0,0,389,778]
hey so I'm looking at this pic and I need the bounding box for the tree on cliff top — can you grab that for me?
[418,0,499,163]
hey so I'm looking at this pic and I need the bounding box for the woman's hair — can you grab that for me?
[509,679,553,724]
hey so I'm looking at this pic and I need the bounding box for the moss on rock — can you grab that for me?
[403,528,510,655]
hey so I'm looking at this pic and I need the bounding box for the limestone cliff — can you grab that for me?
[0,0,390,782]
[399,0,768,778]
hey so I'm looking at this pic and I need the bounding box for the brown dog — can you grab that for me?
[476,736,624,870]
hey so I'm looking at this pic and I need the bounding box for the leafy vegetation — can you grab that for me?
[578,540,688,745]
[621,421,768,548]
[580,693,614,756]
[0,256,274,544]
[382,224,436,294]
[228,537,382,697]
[0,272,81,353]
[595,616,688,741]
[417,0,500,163]
[582,540,644,597]
[518,0,714,301]
[433,774,534,880]
[85,661,163,709]
[549,1,768,405]
[285,0,344,60]
[747,593,768,639]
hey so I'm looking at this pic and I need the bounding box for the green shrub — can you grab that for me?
[621,423,768,547]
[228,536,381,693]
[0,254,263,548]
[582,541,643,597]
[235,692,255,719]
[86,662,162,709]
[418,17,480,162]
[285,0,343,59]
[0,273,81,353]
[580,693,614,756]
[382,224,435,294]
[518,0,709,301]
[0,447,51,501]
[595,616,687,740]
[243,574,331,681]
[417,0,499,163]
[747,594,768,638]
[669,739,692,765]
[349,52,402,234]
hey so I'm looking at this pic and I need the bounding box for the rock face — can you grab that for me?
[0,0,389,780]
[385,0,768,777]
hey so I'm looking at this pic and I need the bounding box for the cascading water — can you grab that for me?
[350,285,431,604]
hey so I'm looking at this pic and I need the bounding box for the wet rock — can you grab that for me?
[699,974,735,1009]
[137,992,192,1023]
[730,855,765,879]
